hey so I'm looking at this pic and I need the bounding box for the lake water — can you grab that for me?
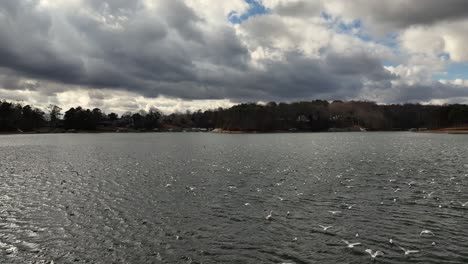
[0,132,468,263]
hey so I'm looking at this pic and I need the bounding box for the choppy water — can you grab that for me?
[0,132,468,263]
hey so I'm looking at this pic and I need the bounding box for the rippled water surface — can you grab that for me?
[1,132,468,263]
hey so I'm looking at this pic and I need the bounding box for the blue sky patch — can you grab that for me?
[228,0,269,24]
[435,62,468,80]
[322,12,400,49]
[321,12,372,43]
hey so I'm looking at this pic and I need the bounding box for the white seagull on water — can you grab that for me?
[420,230,435,236]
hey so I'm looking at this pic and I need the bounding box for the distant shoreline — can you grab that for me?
[0,129,405,135]
[1,128,468,135]
[417,128,468,134]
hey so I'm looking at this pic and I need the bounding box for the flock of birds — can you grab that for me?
[265,209,439,261]
[163,157,468,263]
[253,170,468,262]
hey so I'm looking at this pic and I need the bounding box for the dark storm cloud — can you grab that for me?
[190,52,396,101]
[1,0,461,104]
[0,71,39,91]
[0,0,255,100]
[0,0,198,91]
[272,1,468,30]
[334,0,468,29]
[390,82,468,103]
[0,0,85,83]
[325,53,396,82]
[158,0,204,43]
[374,0,468,28]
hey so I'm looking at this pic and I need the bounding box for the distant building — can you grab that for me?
[296,114,310,123]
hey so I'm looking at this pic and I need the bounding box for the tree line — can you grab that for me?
[1,99,467,132]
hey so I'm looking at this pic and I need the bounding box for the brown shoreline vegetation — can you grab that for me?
[418,127,468,134]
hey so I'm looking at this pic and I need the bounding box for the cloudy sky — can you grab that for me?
[1,0,468,114]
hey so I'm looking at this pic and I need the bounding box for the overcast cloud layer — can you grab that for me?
[1,0,468,113]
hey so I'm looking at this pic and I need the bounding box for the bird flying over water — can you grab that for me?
[266,211,273,220]
[406,181,416,186]
[458,201,468,207]
[398,246,419,256]
[319,225,332,231]
[341,239,361,248]
[365,249,384,260]
[328,210,342,215]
